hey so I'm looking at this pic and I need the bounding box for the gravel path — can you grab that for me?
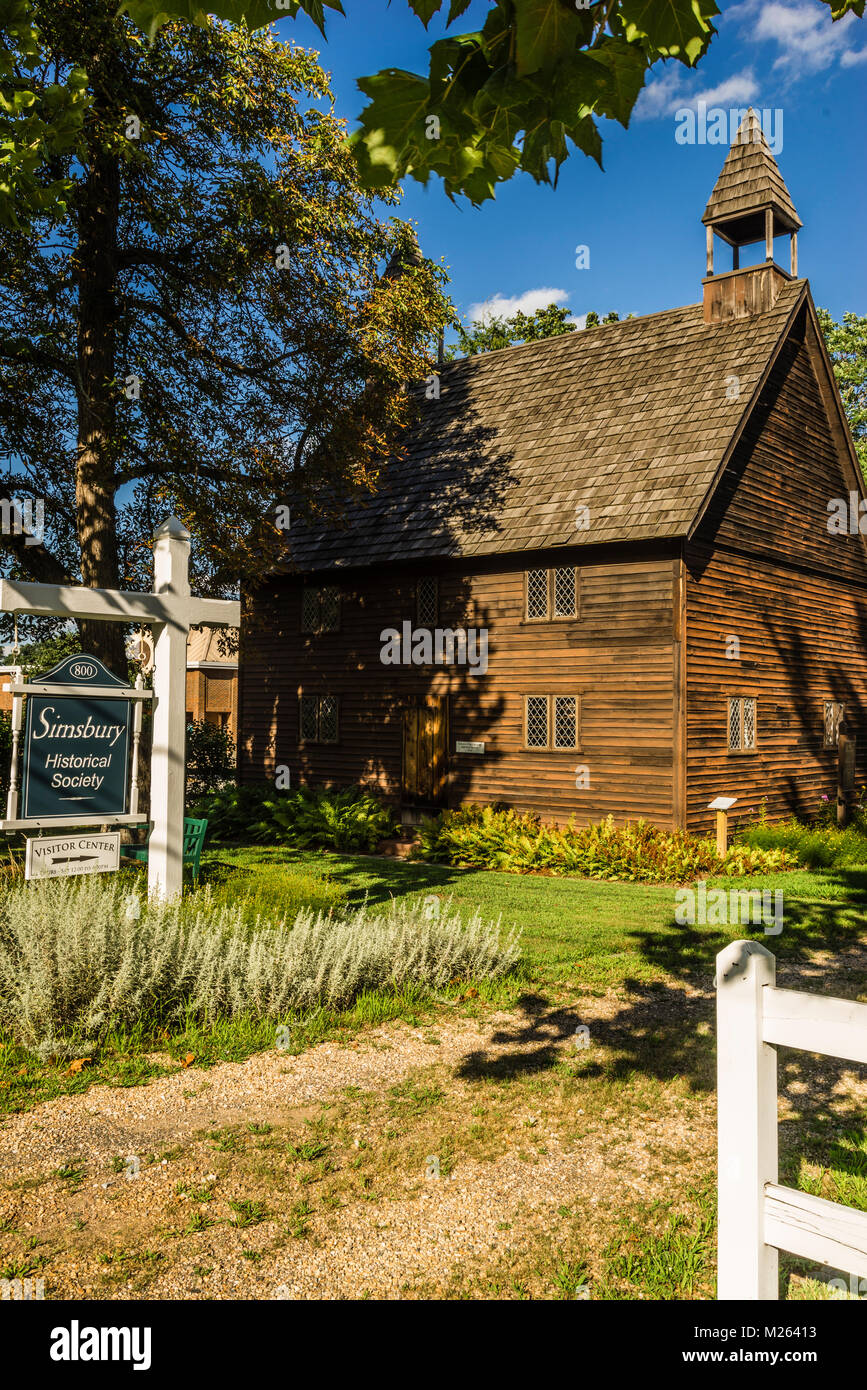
[2,950,864,1301]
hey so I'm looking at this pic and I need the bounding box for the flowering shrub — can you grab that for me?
[417,806,793,884]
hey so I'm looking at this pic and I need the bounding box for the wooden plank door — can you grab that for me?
[402,696,448,803]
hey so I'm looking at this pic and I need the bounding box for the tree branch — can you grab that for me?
[0,337,77,384]
[121,295,299,379]
[0,491,73,586]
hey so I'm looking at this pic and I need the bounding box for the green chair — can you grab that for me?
[122,817,208,885]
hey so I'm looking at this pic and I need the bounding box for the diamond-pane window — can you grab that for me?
[417,577,438,627]
[728,699,742,750]
[526,569,548,620]
[300,695,319,742]
[728,697,757,751]
[299,695,339,744]
[743,697,756,749]
[301,588,319,633]
[320,587,340,632]
[824,701,835,746]
[526,696,549,748]
[302,586,340,633]
[554,696,577,749]
[319,696,338,743]
[553,567,576,618]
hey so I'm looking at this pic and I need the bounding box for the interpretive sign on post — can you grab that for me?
[25,832,121,881]
[0,516,240,899]
[21,655,131,820]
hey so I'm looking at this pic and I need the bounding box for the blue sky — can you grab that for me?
[281,0,866,329]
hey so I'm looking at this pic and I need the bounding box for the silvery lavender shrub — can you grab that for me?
[0,877,520,1052]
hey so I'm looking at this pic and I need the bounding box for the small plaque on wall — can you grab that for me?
[455,741,485,754]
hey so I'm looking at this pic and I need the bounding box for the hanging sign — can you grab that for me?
[21,655,132,820]
[25,831,121,881]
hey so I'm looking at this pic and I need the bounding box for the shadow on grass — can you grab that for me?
[199,848,867,1107]
[202,846,471,908]
[454,994,579,1081]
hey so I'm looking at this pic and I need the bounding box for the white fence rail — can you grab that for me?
[716,939,867,1300]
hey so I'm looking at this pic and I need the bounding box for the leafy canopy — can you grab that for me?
[818,308,867,478]
[449,301,576,357]
[3,0,864,226]
[0,9,452,660]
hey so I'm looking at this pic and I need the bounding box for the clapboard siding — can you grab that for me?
[685,315,867,834]
[240,551,679,827]
[697,316,867,584]
[240,300,866,837]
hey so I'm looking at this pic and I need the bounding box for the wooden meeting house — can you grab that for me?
[239,112,867,835]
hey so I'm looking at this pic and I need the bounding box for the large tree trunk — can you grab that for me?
[74,140,126,676]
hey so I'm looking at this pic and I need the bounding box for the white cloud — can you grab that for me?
[636,68,759,120]
[465,287,570,323]
[638,0,864,117]
[733,0,864,76]
[634,68,683,119]
[685,73,761,110]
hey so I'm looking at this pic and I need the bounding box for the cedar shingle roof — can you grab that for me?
[702,108,801,233]
[280,279,807,574]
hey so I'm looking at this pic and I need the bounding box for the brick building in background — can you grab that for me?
[185,626,239,745]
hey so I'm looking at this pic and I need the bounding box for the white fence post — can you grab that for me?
[716,938,779,1299]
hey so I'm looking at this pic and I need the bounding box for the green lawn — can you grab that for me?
[201,845,867,996]
[4,849,866,1117]
[1,845,864,1300]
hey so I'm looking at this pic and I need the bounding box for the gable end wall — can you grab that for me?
[685,310,867,833]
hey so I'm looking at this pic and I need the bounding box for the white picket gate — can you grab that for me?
[716,939,867,1299]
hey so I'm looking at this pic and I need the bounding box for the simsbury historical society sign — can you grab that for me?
[21,654,132,820]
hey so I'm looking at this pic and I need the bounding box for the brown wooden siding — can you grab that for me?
[240,307,867,837]
[693,314,867,583]
[240,550,679,827]
[686,315,867,834]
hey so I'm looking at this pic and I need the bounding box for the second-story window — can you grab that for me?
[526,566,577,621]
[301,585,340,634]
[416,577,438,627]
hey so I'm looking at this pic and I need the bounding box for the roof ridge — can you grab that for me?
[281,279,810,573]
[442,299,703,373]
[441,282,806,377]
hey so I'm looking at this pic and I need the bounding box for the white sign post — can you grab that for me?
[0,516,240,900]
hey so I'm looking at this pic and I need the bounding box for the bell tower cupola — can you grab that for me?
[702,108,802,325]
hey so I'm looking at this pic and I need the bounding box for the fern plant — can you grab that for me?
[189,783,396,851]
[418,806,793,884]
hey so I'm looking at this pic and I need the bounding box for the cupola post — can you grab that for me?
[702,109,802,325]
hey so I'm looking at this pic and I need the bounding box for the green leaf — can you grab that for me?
[512,0,586,75]
[118,0,344,37]
[405,0,444,24]
[581,37,647,125]
[427,32,491,100]
[355,67,431,151]
[618,0,719,63]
